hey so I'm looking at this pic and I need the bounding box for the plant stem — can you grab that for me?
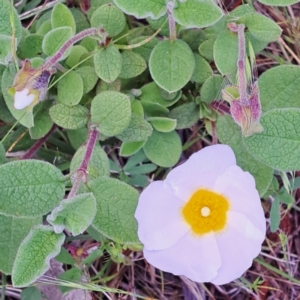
[67,127,99,199]
[21,124,57,159]
[167,1,176,41]
[1,273,6,300]
[237,23,248,106]
[42,28,102,70]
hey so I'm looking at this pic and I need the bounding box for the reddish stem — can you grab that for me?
[237,24,248,106]
[67,127,99,199]
[167,1,176,41]
[21,124,57,159]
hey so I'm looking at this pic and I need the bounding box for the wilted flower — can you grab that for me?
[135,144,265,285]
[8,60,52,110]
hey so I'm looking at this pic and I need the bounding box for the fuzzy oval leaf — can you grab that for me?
[0,0,22,43]
[130,36,159,61]
[76,66,98,94]
[18,34,43,59]
[191,54,212,84]
[198,38,215,61]
[0,160,65,217]
[258,65,300,112]
[42,27,73,58]
[214,30,238,76]
[47,193,97,236]
[66,45,88,68]
[20,287,42,300]
[116,114,152,142]
[120,140,146,157]
[169,102,199,129]
[49,104,89,129]
[94,45,122,83]
[149,40,195,93]
[91,91,131,136]
[70,144,110,179]
[239,13,282,43]
[91,4,125,37]
[217,114,273,196]
[143,129,181,167]
[57,71,84,106]
[147,117,177,132]
[200,74,223,103]
[243,108,300,171]
[174,0,223,28]
[257,0,298,5]
[0,215,41,274]
[113,0,166,19]
[1,65,34,128]
[51,4,76,33]
[12,225,65,287]
[119,51,147,79]
[88,177,139,244]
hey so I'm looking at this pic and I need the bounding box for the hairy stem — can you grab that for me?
[237,23,248,105]
[42,28,101,70]
[167,1,176,41]
[21,124,57,159]
[67,127,99,199]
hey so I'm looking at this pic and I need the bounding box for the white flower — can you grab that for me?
[14,88,35,110]
[135,144,266,285]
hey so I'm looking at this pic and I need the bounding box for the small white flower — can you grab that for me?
[135,144,266,285]
[14,88,35,110]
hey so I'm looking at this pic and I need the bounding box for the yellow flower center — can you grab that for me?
[182,189,230,235]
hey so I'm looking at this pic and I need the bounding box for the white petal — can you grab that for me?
[14,88,35,110]
[135,181,190,251]
[211,211,265,285]
[164,144,236,201]
[213,166,266,235]
[144,231,221,282]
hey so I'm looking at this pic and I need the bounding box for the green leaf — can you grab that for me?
[140,81,181,107]
[270,197,280,232]
[18,34,43,60]
[120,140,146,157]
[42,27,73,58]
[147,15,169,36]
[116,114,152,142]
[96,78,121,93]
[129,36,159,61]
[198,37,215,61]
[143,129,181,167]
[65,45,88,68]
[200,74,223,103]
[67,127,88,150]
[0,0,22,43]
[76,66,98,94]
[126,164,157,175]
[70,144,110,179]
[47,193,97,236]
[91,91,131,136]
[94,45,122,83]
[123,149,147,170]
[58,268,82,294]
[214,30,238,76]
[91,4,125,37]
[21,287,42,300]
[57,71,84,106]
[147,117,177,132]
[278,189,295,205]
[70,8,90,33]
[1,64,34,128]
[216,114,273,196]
[169,102,199,129]
[257,0,298,5]
[243,108,300,171]
[191,54,212,84]
[239,13,282,43]
[12,225,65,287]
[258,65,300,112]
[113,0,166,19]
[149,40,195,93]
[141,101,169,117]
[52,4,76,34]
[0,215,41,274]
[0,143,6,164]
[88,177,139,244]
[0,35,13,65]
[119,51,147,79]
[49,104,89,130]
[174,0,223,28]
[0,160,65,217]
[29,102,53,139]
[55,247,75,265]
